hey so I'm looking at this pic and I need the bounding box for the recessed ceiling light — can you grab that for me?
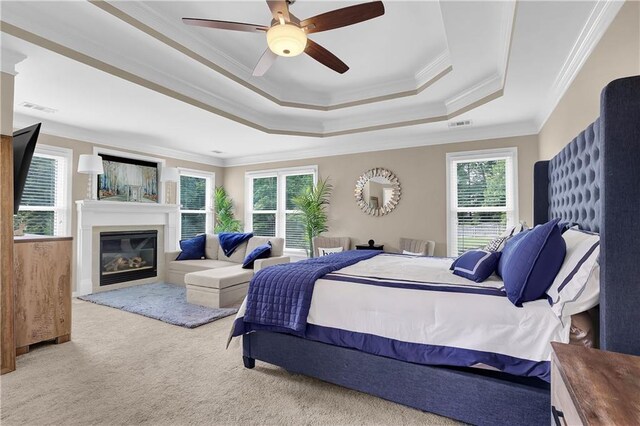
[20,101,57,114]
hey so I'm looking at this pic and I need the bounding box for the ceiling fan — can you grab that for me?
[182,0,385,76]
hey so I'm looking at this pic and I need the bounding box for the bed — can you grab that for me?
[232,76,640,426]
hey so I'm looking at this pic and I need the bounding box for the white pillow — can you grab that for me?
[318,247,343,256]
[402,250,422,256]
[546,228,600,318]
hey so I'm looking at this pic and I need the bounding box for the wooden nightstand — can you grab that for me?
[551,342,640,426]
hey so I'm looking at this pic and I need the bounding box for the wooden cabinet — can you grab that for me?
[13,235,73,354]
[551,342,640,426]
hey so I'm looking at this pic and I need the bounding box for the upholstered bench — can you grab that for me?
[185,266,252,309]
[184,257,289,308]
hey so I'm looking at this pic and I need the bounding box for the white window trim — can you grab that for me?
[245,165,318,255]
[446,147,518,257]
[18,144,73,236]
[177,168,215,241]
[92,147,167,203]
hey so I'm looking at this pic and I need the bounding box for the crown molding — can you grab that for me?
[2,0,517,137]
[444,73,503,114]
[14,109,539,170]
[535,0,624,131]
[0,48,26,75]
[222,120,539,167]
[1,20,510,137]
[90,0,456,111]
[12,113,226,167]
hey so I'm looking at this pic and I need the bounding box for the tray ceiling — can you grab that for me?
[0,0,623,165]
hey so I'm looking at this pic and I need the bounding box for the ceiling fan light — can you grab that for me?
[266,24,307,57]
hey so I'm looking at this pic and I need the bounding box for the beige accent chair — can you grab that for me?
[312,236,351,257]
[399,237,435,256]
[165,234,289,308]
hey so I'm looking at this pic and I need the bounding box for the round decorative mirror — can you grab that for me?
[354,168,401,216]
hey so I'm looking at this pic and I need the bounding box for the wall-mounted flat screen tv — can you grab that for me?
[12,123,42,214]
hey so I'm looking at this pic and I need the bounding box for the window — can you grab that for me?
[446,148,517,256]
[246,166,317,252]
[14,145,72,236]
[178,170,214,240]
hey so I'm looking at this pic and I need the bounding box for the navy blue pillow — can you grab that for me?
[242,242,272,269]
[218,232,253,257]
[451,250,501,283]
[496,230,529,277]
[176,234,206,260]
[500,218,566,307]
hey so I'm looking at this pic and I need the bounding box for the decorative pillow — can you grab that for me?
[451,250,501,283]
[484,223,527,252]
[218,232,253,257]
[499,218,566,307]
[546,228,600,318]
[402,250,422,256]
[176,234,206,260]
[242,242,272,269]
[318,247,343,256]
[496,230,529,277]
[484,236,509,252]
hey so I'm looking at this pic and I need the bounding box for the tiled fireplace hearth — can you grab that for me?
[76,200,179,296]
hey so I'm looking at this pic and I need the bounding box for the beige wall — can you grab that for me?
[224,135,538,257]
[1,72,15,135]
[539,1,640,160]
[31,132,223,292]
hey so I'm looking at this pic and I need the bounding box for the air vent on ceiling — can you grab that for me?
[211,150,224,154]
[448,119,472,128]
[20,101,57,114]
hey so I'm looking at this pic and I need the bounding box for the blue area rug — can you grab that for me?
[78,283,238,328]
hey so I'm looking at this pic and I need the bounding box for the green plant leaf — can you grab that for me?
[291,177,333,257]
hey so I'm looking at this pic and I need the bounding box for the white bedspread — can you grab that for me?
[234,253,570,379]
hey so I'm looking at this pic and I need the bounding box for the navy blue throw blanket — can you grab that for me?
[218,232,253,257]
[244,250,381,333]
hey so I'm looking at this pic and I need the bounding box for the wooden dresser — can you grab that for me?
[551,342,640,425]
[13,235,73,355]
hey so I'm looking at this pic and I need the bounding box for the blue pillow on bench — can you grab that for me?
[176,234,206,260]
[499,218,566,307]
[242,242,272,269]
[452,250,501,282]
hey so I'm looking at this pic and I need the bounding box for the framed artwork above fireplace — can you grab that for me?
[97,154,159,203]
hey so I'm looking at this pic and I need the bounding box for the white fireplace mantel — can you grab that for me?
[76,200,180,296]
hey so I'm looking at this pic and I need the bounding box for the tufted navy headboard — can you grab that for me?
[534,76,640,356]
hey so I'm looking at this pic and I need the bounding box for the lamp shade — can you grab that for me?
[267,24,307,57]
[160,167,180,182]
[77,154,104,174]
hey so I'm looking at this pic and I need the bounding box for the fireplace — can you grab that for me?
[99,230,157,286]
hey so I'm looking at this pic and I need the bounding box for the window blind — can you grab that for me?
[14,154,66,236]
[285,174,313,250]
[246,168,317,252]
[448,152,516,256]
[179,173,213,240]
[251,176,278,238]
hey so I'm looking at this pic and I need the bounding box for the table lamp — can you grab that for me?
[77,154,104,200]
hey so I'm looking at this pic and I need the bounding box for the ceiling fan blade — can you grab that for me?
[253,48,278,76]
[305,39,349,74]
[266,0,290,24]
[300,1,385,34]
[182,18,268,33]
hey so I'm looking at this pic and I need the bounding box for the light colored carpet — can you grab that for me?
[1,299,458,425]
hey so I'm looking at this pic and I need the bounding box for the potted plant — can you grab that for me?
[214,186,242,233]
[292,177,333,257]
